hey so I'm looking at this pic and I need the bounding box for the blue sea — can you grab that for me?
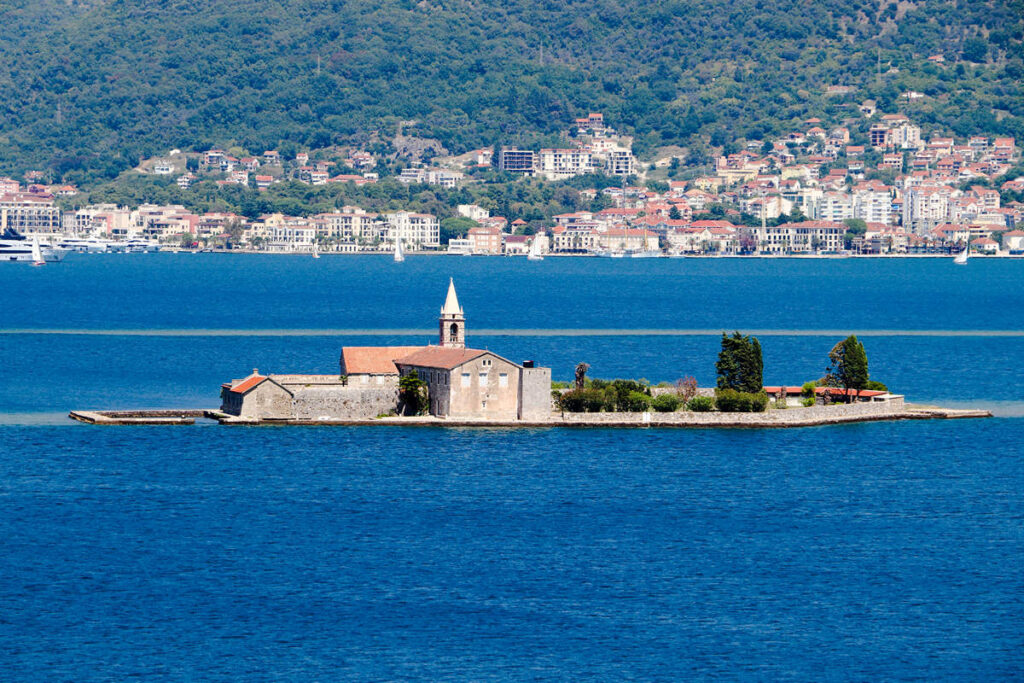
[1,254,1022,680]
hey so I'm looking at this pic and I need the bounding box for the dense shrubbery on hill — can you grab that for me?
[1,0,1021,183]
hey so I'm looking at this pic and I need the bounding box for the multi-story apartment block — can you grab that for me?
[498,149,537,174]
[817,192,855,222]
[397,167,464,188]
[270,220,316,249]
[756,221,845,254]
[467,227,503,255]
[314,207,383,243]
[902,186,954,231]
[853,184,894,225]
[604,149,636,176]
[537,149,594,180]
[0,193,62,234]
[384,211,440,249]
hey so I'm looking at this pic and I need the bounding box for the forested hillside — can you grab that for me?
[1,0,1021,184]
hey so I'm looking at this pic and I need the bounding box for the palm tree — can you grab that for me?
[574,362,590,390]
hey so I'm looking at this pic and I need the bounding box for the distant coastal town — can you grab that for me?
[4,109,1024,258]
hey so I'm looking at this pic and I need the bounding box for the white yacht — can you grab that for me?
[57,236,112,252]
[1,229,66,262]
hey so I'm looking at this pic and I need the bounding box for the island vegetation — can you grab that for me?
[555,334,886,414]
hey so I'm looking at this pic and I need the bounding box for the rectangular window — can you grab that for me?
[461,373,470,388]
[361,375,369,384]
[479,372,488,385]
[499,373,508,388]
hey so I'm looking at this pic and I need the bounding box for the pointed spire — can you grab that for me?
[441,277,463,315]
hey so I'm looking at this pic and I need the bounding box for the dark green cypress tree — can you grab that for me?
[841,335,869,401]
[717,332,764,393]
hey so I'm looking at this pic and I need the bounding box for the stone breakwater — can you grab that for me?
[70,401,991,427]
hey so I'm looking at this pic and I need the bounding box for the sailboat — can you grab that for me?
[30,236,45,266]
[312,242,320,259]
[953,242,969,265]
[393,238,405,263]
[527,235,544,261]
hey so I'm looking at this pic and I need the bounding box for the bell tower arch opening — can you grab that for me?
[439,278,466,349]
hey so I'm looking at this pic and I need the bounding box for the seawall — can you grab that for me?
[70,401,990,428]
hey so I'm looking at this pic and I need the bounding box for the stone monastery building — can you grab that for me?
[221,280,552,422]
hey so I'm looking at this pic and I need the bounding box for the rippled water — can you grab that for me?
[1,254,1022,679]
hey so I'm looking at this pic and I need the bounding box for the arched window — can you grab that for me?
[450,323,459,341]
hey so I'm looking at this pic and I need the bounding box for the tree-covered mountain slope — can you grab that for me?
[1,0,1021,182]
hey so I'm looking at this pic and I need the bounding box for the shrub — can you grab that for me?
[801,381,817,398]
[558,388,609,413]
[866,380,888,391]
[687,396,714,412]
[801,397,816,407]
[651,394,682,412]
[676,376,698,403]
[715,388,769,413]
[398,370,428,415]
[620,391,652,412]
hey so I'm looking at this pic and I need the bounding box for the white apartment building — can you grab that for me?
[902,186,954,231]
[384,211,440,249]
[817,192,855,222]
[269,221,316,250]
[757,221,845,254]
[314,207,383,243]
[537,149,594,181]
[854,188,893,225]
[457,204,489,221]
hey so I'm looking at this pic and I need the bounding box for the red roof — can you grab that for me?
[764,386,887,398]
[230,375,267,394]
[340,346,424,375]
[396,347,488,370]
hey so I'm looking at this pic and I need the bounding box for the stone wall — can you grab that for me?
[292,386,398,420]
[557,397,906,427]
[519,366,553,420]
[240,381,293,419]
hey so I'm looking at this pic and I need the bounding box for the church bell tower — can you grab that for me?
[439,278,465,348]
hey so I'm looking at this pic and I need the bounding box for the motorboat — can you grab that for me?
[953,244,969,265]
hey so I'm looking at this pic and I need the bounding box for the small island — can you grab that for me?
[69,280,990,427]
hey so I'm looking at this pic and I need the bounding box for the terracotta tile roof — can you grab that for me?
[764,386,887,398]
[230,374,267,394]
[395,347,488,370]
[340,346,424,375]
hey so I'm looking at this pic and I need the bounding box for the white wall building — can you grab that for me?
[384,211,440,249]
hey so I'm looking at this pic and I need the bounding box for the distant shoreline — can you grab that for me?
[154,249,1024,259]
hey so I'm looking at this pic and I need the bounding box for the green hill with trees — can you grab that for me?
[1,0,1021,184]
